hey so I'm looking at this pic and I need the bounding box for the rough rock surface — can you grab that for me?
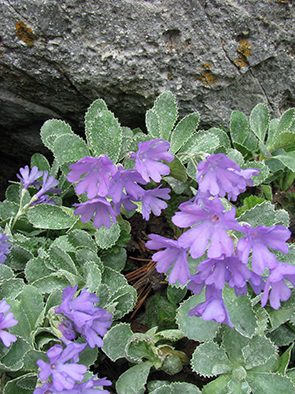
[1,0,295,187]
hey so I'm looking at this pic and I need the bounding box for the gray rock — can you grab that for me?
[1,0,295,165]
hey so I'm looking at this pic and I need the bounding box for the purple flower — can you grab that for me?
[107,165,146,203]
[261,262,295,309]
[141,186,171,220]
[146,234,190,285]
[197,153,260,201]
[0,300,18,347]
[129,139,174,183]
[0,231,11,265]
[55,286,112,348]
[36,343,87,391]
[173,198,243,259]
[68,155,117,199]
[34,376,111,394]
[73,197,116,229]
[17,165,43,189]
[236,224,291,275]
[188,285,233,328]
[32,171,61,205]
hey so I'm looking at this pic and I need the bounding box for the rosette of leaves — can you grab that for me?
[102,324,188,394]
[230,104,295,191]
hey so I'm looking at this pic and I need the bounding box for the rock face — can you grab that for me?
[1,0,295,166]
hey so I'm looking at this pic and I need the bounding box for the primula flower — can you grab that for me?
[261,262,295,309]
[188,256,261,294]
[55,286,112,348]
[107,164,146,203]
[141,186,171,220]
[17,165,43,189]
[73,197,116,229]
[32,171,61,205]
[67,155,117,199]
[129,138,174,183]
[146,234,190,285]
[0,300,18,347]
[34,376,111,394]
[197,153,260,201]
[0,231,11,265]
[173,197,243,259]
[188,285,233,328]
[36,343,87,392]
[236,224,291,275]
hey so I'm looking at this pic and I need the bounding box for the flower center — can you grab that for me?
[212,214,219,222]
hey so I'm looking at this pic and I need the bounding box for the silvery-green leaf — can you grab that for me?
[16,285,44,334]
[3,373,37,393]
[68,229,97,252]
[101,248,127,271]
[226,148,244,167]
[0,278,24,300]
[179,133,219,161]
[54,133,89,166]
[85,109,122,163]
[27,204,77,230]
[31,272,71,293]
[83,261,102,293]
[247,372,295,393]
[249,103,269,142]
[119,126,134,160]
[175,294,219,342]
[237,201,289,228]
[242,335,277,369]
[242,161,270,186]
[202,374,231,394]
[0,337,30,372]
[116,361,153,394]
[75,247,104,273]
[94,221,121,249]
[230,110,250,145]
[102,322,133,361]
[40,119,73,151]
[153,91,178,141]
[30,153,50,172]
[223,286,257,338]
[84,98,108,132]
[49,245,78,275]
[266,118,280,148]
[146,108,161,138]
[208,127,231,150]
[191,341,232,377]
[277,108,295,134]
[166,157,187,182]
[271,151,295,172]
[170,112,199,154]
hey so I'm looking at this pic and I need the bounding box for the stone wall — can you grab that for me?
[1,0,295,164]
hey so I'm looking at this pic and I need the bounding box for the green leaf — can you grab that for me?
[237,201,289,228]
[5,244,33,271]
[191,341,232,377]
[249,103,269,142]
[276,343,294,374]
[175,294,219,342]
[3,373,37,394]
[40,119,73,151]
[226,148,244,166]
[30,153,50,173]
[75,247,104,272]
[208,127,231,150]
[94,221,121,249]
[242,335,277,369]
[230,111,250,145]
[23,350,48,372]
[277,108,295,134]
[78,345,98,368]
[101,248,127,271]
[119,126,134,160]
[179,133,219,161]
[222,326,250,366]
[27,204,77,229]
[166,157,187,183]
[223,286,257,338]
[272,151,295,172]
[17,285,44,333]
[170,112,200,154]
[83,261,102,293]
[146,108,161,138]
[25,257,54,283]
[0,200,19,221]
[54,133,89,166]
[84,98,108,131]
[109,285,137,319]
[102,322,133,361]
[0,278,24,300]
[247,372,295,393]
[0,264,14,280]
[31,272,70,293]
[201,374,231,394]
[153,91,178,141]
[85,109,122,162]
[116,361,153,394]
[49,245,78,275]
[0,337,30,371]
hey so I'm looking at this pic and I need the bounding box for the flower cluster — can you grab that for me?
[67,139,174,228]
[0,299,18,347]
[36,285,112,393]
[17,165,61,205]
[146,153,294,327]
[55,285,112,348]
[35,343,112,393]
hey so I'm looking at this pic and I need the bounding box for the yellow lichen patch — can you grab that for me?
[197,63,217,86]
[234,39,252,67]
[15,21,35,46]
